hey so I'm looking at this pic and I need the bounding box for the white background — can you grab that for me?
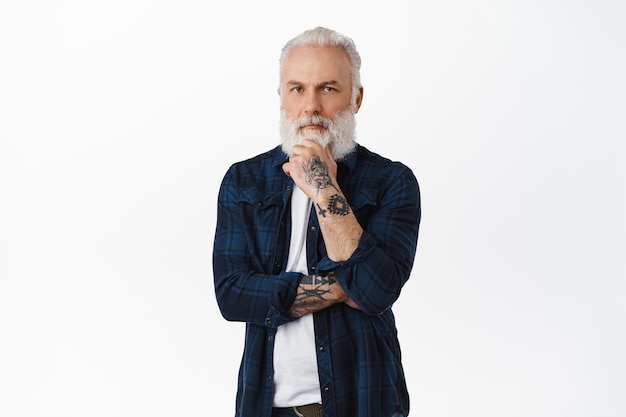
[1,1,625,416]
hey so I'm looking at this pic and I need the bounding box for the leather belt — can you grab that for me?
[280,403,323,417]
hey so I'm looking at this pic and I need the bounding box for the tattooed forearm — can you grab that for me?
[328,194,350,216]
[299,274,337,286]
[290,272,339,318]
[303,155,338,194]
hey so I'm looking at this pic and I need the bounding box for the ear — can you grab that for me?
[354,87,364,113]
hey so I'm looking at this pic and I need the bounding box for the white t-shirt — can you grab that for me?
[272,187,322,407]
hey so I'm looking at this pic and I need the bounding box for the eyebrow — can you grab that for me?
[286,80,340,87]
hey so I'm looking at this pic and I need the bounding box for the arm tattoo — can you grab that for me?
[290,272,338,317]
[316,203,327,217]
[303,155,338,194]
[299,274,337,286]
[328,194,350,216]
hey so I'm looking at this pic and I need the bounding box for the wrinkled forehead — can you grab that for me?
[280,45,353,84]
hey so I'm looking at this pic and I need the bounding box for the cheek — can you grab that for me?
[325,98,352,117]
[281,98,301,117]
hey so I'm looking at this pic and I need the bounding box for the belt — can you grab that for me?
[278,403,323,417]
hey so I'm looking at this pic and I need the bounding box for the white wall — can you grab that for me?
[1,1,624,416]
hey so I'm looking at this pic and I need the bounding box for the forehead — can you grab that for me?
[281,45,352,83]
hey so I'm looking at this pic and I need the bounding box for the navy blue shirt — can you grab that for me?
[213,144,421,417]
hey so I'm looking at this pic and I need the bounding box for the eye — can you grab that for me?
[292,86,303,93]
[323,86,336,92]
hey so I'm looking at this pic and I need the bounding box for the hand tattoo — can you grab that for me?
[303,155,338,195]
[290,272,338,317]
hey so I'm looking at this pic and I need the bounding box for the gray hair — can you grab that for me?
[279,27,362,105]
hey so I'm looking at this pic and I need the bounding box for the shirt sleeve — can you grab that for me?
[212,165,298,328]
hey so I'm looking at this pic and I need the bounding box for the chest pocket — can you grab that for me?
[238,188,285,266]
[350,188,378,224]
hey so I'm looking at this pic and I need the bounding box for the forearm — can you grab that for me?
[312,191,363,262]
[284,144,363,261]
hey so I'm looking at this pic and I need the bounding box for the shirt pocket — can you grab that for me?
[350,188,378,224]
[238,188,285,265]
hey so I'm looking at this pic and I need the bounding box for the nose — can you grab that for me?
[303,90,322,115]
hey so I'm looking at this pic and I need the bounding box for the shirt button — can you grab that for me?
[286,185,291,191]
[319,346,324,351]
[324,386,329,392]
[267,375,273,381]
[310,226,316,232]
[268,336,273,342]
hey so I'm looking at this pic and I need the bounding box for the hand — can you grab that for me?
[289,272,362,317]
[282,139,338,201]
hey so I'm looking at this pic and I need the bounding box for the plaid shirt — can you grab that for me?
[213,145,421,417]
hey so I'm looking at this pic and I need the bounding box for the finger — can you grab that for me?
[290,143,308,156]
[300,138,323,150]
[282,162,291,176]
[299,138,315,147]
[326,141,333,155]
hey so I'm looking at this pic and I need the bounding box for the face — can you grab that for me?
[280,45,361,123]
[279,45,364,160]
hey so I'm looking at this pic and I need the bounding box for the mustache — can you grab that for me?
[297,114,331,129]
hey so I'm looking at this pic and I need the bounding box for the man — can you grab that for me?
[213,26,421,417]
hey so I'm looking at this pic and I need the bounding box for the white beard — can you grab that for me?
[280,108,357,161]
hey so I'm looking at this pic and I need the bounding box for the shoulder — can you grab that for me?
[352,145,417,182]
[221,145,288,190]
[226,146,286,176]
[230,146,286,169]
